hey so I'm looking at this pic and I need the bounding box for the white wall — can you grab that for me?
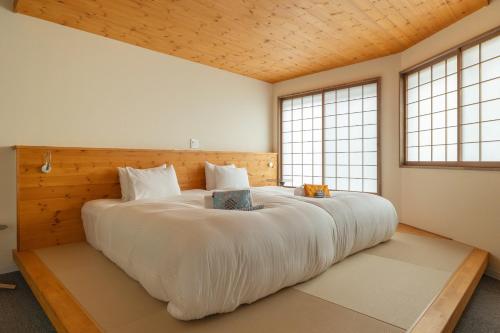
[0,0,273,273]
[274,1,500,278]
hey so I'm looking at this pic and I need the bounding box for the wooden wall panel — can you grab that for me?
[16,146,278,251]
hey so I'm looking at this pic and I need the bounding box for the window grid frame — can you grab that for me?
[400,26,500,170]
[279,77,381,194]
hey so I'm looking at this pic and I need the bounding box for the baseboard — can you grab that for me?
[0,263,18,275]
[485,268,500,280]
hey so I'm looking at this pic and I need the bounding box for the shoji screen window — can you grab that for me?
[281,94,323,187]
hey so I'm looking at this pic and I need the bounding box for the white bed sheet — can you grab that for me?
[82,199,122,250]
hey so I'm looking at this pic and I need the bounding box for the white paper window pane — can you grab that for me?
[303,96,313,107]
[292,109,301,120]
[432,111,446,129]
[337,114,349,127]
[313,129,322,141]
[283,177,293,187]
[337,153,349,165]
[433,61,446,79]
[408,117,419,132]
[364,83,377,97]
[481,35,500,61]
[447,56,457,74]
[282,165,292,175]
[482,99,500,121]
[420,83,431,100]
[282,122,292,132]
[325,91,335,104]
[482,141,500,161]
[313,177,322,185]
[293,154,302,164]
[292,120,302,131]
[302,107,312,119]
[363,97,377,111]
[351,126,363,139]
[313,165,322,177]
[313,141,322,153]
[408,132,418,147]
[313,106,322,118]
[303,118,313,130]
[350,153,362,165]
[282,154,292,164]
[313,153,322,164]
[293,165,303,175]
[303,154,312,164]
[325,178,336,189]
[283,132,292,143]
[462,104,479,124]
[363,125,377,138]
[447,109,457,127]
[419,99,431,115]
[481,78,500,102]
[338,101,349,114]
[283,143,292,154]
[302,131,312,142]
[364,152,377,165]
[363,179,377,193]
[482,120,500,141]
[419,146,431,161]
[364,138,377,151]
[292,98,302,109]
[324,128,335,141]
[420,67,431,84]
[408,103,418,118]
[432,145,446,161]
[303,142,312,153]
[325,153,335,165]
[310,94,320,106]
[350,166,362,178]
[364,111,377,125]
[462,143,479,161]
[325,141,336,153]
[408,147,418,161]
[303,165,313,176]
[432,128,446,145]
[349,112,363,126]
[350,99,362,113]
[446,74,457,92]
[282,111,292,122]
[292,176,302,187]
[350,179,363,192]
[313,118,322,129]
[461,65,479,87]
[282,100,292,111]
[337,178,349,191]
[325,166,336,177]
[432,95,446,112]
[325,103,335,116]
[420,114,432,131]
[447,144,457,161]
[303,176,312,184]
[292,131,301,142]
[337,89,349,102]
[481,57,500,81]
[447,126,457,144]
[447,91,457,109]
[462,84,479,105]
[420,130,431,146]
[364,166,377,179]
[462,123,479,143]
[432,78,446,96]
[338,166,349,177]
[350,139,362,152]
[350,86,363,100]
[337,127,348,140]
[338,140,349,152]
[462,45,479,67]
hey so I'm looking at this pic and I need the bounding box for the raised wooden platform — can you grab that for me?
[13,223,488,333]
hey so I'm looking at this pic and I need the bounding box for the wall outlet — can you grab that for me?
[190,138,200,149]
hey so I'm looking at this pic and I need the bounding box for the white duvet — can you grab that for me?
[83,187,398,320]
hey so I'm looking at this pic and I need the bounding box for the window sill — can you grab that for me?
[399,162,500,171]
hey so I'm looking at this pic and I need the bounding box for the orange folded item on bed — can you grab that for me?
[303,184,331,197]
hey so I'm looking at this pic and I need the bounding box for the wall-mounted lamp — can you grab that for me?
[41,151,52,174]
[267,161,274,168]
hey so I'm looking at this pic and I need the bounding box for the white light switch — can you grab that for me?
[190,138,200,149]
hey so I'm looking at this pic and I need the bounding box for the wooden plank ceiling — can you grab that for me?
[14,0,488,83]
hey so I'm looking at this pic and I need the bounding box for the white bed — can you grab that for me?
[82,187,398,320]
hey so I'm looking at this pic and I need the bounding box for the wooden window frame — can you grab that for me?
[400,26,500,171]
[278,77,382,194]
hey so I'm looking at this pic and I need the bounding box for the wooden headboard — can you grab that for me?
[16,146,278,251]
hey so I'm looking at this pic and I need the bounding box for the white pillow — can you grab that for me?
[214,166,250,190]
[118,164,166,201]
[204,162,235,190]
[127,165,181,200]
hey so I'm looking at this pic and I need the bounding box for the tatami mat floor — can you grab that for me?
[0,271,498,333]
